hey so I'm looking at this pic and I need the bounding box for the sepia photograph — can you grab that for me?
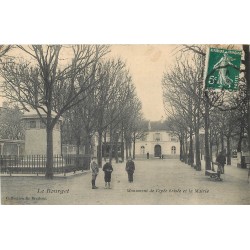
[0,44,249,205]
[1,2,250,250]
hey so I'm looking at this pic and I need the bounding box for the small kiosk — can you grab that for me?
[22,109,63,155]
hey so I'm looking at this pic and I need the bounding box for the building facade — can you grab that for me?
[134,121,180,158]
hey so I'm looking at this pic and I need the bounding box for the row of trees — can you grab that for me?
[0,45,144,178]
[162,45,249,171]
[61,58,146,167]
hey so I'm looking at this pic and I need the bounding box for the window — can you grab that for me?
[29,120,36,129]
[170,135,177,142]
[140,146,145,154]
[40,122,46,129]
[140,134,147,141]
[171,146,176,154]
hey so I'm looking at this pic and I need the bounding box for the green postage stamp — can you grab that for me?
[204,48,242,91]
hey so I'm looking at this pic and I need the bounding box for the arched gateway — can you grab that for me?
[154,145,161,157]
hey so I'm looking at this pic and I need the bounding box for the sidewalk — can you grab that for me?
[1,158,249,205]
[200,158,249,182]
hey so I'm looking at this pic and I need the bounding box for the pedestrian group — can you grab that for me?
[90,157,135,189]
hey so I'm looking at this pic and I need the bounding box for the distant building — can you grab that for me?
[61,144,85,155]
[0,139,25,156]
[134,121,180,158]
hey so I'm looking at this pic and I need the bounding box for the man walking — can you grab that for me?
[125,157,135,183]
[216,150,226,180]
[216,150,226,174]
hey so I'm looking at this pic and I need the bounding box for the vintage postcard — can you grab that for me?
[0,44,250,205]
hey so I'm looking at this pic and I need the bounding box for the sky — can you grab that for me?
[110,45,176,121]
[0,45,177,121]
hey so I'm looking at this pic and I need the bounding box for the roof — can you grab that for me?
[23,106,62,120]
[147,120,169,131]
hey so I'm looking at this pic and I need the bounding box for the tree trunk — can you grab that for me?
[226,135,231,165]
[133,133,136,160]
[45,125,54,179]
[109,129,114,163]
[125,140,128,160]
[195,128,201,171]
[237,136,242,152]
[210,127,213,162]
[194,110,201,171]
[216,137,219,156]
[237,123,244,152]
[188,129,194,167]
[76,136,80,155]
[243,45,250,153]
[114,132,119,163]
[220,131,224,151]
[128,142,132,158]
[121,128,124,162]
[84,136,92,155]
[185,132,188,164]
[103,132,107,161]
[97,131,103,167]
[179,134,184,161]
[75,135,81,169]
[204,100,211,171]
[200,135,203,160]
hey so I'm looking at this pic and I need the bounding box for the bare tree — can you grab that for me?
[0,101,24,140]
[162,54,205,169]
[0,45,109,178]
[93,59,134,166]
[0,45,12,60]
[104,71,136,163]
[243,45,250,153]
[180,44,250,169]
[121,94,144,160]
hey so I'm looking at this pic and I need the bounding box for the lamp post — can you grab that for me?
[0,143,4,156]
[114,131,119,163]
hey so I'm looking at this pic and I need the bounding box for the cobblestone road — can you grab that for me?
[1,158,250,205]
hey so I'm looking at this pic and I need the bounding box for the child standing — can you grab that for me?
[102,161,113,189]
[90,157,99,189]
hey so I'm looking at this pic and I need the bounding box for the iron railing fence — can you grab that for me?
[0,155,91,175]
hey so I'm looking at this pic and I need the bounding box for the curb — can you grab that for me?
[0,170,90,178]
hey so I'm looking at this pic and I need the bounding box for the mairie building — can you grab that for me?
[134,121,180,159]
